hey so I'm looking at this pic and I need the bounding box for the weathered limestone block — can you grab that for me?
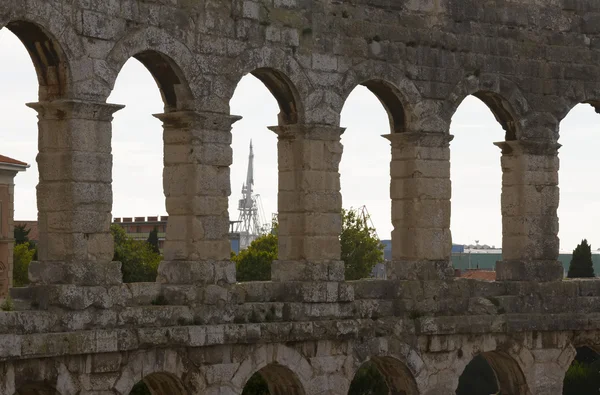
[385,132,454,280]
[269,124,345,281]
[495,140,564,282]
[157,260,236,285]
[155,111,240,284]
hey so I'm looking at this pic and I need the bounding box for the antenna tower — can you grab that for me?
[235,140,268,249]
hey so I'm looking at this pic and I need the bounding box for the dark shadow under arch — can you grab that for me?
[563,346,600,395]
[371,356,419,395]
[243,363,305,395]
[132,50,194,113]
[14,383,59,395]
[349,356,419,395]
[472,91,518,141]
[457,351,530,395]
[582,100,600,115]
[3,20,68,101]
[361,80,407,134]
[250,68,302,125]
[136,372,187,395]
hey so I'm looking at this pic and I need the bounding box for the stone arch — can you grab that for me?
[224,47,310,125]
[229,344,313,394]
[350,337,423,395]
[0,358,78,395]
[455,337,533,395]
[134,372,187,395]
[106,27,198,112]
[114,349,188,395]
[339,60,422,134]
[0,19,70,101]
[480,351,531,394]
[447,74,529,141]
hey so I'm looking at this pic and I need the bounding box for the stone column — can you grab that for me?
[524,346,575,395]
[385,132,454,280]
[155,111,239,285]
[495,140,564,282]
[269,124,345,282]
[26,100,124,285]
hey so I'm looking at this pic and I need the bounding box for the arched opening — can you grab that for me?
[563,346,600,394]
[348,356,419,395]
[229,70,295,281]
[0,21,66,293]
[457,352,529,395]
[2,21,68,101]
[241,363,305,395]
[128,372,187,395]
[13,383,59,395]
[108,51,193,282]
[558,102,600,277]
[339,81,404,280]
[450,94,510,272]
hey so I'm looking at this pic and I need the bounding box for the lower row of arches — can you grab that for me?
[8,346,600,395]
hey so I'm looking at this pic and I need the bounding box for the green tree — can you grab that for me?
[13,243,35,287]
[348,362,389,395]
[111,225,162,283]
[341,208,384,280]
[147,226,160,254]
[233,208,384,282]
[13,224,30,245]
[233,233,277,282]
[568,239,595,278]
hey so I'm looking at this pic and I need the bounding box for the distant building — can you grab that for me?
[113,216,169,251]
[113,216,242,254]
[0,155,29,297]
[16,216,242,255]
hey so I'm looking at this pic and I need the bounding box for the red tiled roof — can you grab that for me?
[460,270,496,281]
[0,155,27,166]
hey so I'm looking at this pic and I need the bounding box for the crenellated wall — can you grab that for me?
[2,0,600,393]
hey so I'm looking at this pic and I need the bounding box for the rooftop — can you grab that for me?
[0,155,27,166]
[458,270,497,281]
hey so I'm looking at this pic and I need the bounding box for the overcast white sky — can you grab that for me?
[1,29,598,252]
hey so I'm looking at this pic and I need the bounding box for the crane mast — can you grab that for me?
[235,140,267,250]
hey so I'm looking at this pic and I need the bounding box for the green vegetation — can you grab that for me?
[111,224,162,283]
[341,208,384,280]
[12,224,36,287]
[13,224,30,245]
[0,295,14,311]
[12,243,35,287]
[147,226,160,254]
[233,233,277,282]
[234,208,384,283]
[567,239,595,278]
[563,347,600,395]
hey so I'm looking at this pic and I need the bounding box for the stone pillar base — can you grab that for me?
[157,260,235,285]
[271,260,345,282]
[28,261,122,285]
[386,260,454,281]
[496,260,564,282]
